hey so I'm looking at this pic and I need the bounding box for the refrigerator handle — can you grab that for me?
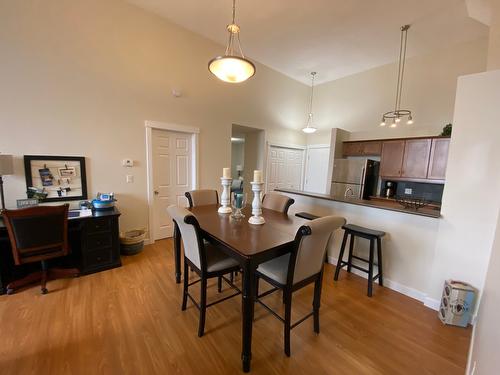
[359,166,366,198]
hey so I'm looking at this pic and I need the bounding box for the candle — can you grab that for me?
[253,170,262,183]
[222,167,231,179]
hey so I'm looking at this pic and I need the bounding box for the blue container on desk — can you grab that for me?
[92,193,116,210]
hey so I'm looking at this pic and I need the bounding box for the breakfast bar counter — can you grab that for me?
[275,188,441,218]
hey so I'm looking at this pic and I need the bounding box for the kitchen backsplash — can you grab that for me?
[383,180,444,204]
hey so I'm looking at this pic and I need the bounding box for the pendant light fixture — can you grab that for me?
[380,25,414,128]
[208,0,255,83]
[302,72,318,134]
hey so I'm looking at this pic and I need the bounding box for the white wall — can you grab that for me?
[0,0,307,232]
[467,212,500,374]
[427,70,500,302]
[313,38,488,141]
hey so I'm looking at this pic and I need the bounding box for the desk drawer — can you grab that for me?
[86,217,111,234]
[86,233,112,250]
[85,248,113,268]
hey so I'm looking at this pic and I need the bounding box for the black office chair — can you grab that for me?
[2,204,79,294]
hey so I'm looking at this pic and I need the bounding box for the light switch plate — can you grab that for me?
[126,175,134,183]
[404,188,412,195]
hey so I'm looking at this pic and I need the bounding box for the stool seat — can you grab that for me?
[295,212,320,221]
[342,224,385,239]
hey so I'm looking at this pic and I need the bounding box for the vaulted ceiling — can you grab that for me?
[127,0,488,84]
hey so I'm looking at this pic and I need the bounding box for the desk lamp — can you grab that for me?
[0,154,14,210]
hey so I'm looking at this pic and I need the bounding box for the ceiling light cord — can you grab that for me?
[232,0,236,24]
[395,26,409,112]
[309,72,316,115]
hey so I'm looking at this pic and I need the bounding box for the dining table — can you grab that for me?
[172,204,309,372]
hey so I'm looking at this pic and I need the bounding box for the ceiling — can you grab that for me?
[127,0,488,85]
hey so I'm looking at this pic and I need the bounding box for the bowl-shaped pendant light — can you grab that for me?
[209,0,255,83]
[302,72,318,134]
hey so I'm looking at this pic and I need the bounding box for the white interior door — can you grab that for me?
[152,128,191,240]
[266,146,304,192]
[304,147,330,194]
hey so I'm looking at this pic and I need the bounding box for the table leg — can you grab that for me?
[173,222,181,284]
[241,261,256,372]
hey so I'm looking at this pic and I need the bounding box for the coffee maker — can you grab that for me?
[383,181,397,198]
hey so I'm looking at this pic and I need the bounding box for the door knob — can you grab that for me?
[154,190,159,195]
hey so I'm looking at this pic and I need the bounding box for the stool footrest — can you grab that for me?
[337,261,379,281]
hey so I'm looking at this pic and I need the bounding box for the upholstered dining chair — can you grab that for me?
[255,215,346,356]
[185,189,219,208]
[167,205,241,337]
[261,192,295,214]
[2,204,79,294]
[183,189,228,288]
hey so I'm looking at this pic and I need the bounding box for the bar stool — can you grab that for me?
[333,224,385,297]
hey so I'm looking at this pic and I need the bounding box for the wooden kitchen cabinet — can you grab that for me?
[401,139,432,179]
[343,141,382,157]
[379,140,405,177]
[427,138,450,180]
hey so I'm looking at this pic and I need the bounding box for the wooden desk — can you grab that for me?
[175,204,308,372]
[0,208,122,294]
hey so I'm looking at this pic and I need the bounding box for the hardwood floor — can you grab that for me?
[0,239,471,375]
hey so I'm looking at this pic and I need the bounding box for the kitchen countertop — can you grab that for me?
[275,188,441,218]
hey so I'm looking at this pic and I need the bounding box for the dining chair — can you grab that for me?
[185,189,219,208]
[255,215,346,356]
[167,205,241,337]
[1,204,79,294]
[184,189,228,287]
[261,192,295,214]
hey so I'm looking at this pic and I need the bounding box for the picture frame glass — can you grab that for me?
[24,156,87,202]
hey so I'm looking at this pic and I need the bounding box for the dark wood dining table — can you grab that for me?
[173,204,308,372]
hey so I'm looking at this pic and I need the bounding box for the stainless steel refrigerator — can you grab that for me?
[331,159,379,200]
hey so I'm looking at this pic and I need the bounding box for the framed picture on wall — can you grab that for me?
[24,155,88,202]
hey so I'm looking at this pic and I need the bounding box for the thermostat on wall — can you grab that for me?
[122,159,134,167]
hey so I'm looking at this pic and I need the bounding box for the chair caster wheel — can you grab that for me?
[6,288,14,295]
[41,288,48,295]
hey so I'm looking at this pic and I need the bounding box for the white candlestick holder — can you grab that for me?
[218,177,232,214]
[248,181,265,225]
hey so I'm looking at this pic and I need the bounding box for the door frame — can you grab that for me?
[304,144,330,193]
[265,142,306,193]
[145,120,200,243]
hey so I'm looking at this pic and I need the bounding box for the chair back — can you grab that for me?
[289,216,346,284]
[167,205,204,269]
[2,204,70,265]
[262,192,294,214]
[185,189,219,208]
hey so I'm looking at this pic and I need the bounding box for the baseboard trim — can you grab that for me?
[327,255,438,311]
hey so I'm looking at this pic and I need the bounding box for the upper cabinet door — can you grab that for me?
[361,141,382,156]
[380,140,405,177]
[343,142,362,156]
[427,138,450,180]
[401,139,432,179]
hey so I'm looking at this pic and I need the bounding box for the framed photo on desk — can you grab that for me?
[24,155,88,202]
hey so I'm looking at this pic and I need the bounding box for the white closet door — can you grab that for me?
[152,128,191,239]
[266,146,304,192]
